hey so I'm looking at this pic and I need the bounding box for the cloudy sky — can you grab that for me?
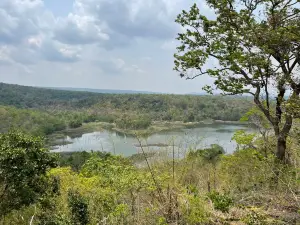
[0,0,214,94]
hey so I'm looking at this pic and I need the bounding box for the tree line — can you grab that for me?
[0,83,253,136]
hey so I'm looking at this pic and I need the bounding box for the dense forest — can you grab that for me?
[0,83,252,135]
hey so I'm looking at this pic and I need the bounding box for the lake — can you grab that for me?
[51,123,251,157]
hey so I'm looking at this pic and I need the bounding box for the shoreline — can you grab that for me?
[46,120,249,147]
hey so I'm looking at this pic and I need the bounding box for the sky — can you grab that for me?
[0,0,215,94]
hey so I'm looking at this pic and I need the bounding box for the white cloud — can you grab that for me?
[4,34,81,64]
[54,0,187,48]
[55,13,109,45]
[124,64,145,74]
[0,46,13,64]
[161,40,178,51]
[0,0,76,64]
[94,57,145,75]
[27,36,43,48]
[0,0,217,94]
[0,0,52,44]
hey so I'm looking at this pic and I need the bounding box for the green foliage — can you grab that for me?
[0,106,67,135]
[115,115,152,130]
[1,138,299,224]
[0,83,252,132]
[87,114,115,123]
[187,144,225,192]
[0,82,100,109]
[157,217,168,225]
[174,1,300,161]
[232,130,257,147]
[37,196,70,225]
[181,194,210,224]
[174,2,300,96]
[207,191,233,213]
[188,144,225,163]
[0,130,57,216]
[80,154,129,177]
[1,84,299,224]
[68,119,82,129]
[243,208,268,225]
[58,151,112,172]
[68,190,89,225]
[38,214,71,225]
[219,149,274,192]
[240,107,271,130]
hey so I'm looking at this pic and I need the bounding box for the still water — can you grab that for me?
[52,123,250,156]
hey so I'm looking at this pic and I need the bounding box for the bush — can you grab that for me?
[58,151,112,171]
[69,120,82,129]
[37,195,70,225]
[219,149,274,192]
[81,114,116,123]
[68,190,89,225]
[96,114,116,123]
[207,191,233,213]
[132,117,152,129]
[183,112,195,123]
[181,195,210,224]
[82,114,98,123]
[115,115,152,130]
[243,208,267,225]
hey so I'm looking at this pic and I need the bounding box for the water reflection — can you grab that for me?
[51,123,251,157]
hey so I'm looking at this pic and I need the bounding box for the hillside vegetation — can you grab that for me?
[1,129,299,224]
[0,83,299,224]
[0,83,252,136]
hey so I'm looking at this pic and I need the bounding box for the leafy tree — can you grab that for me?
[0,130,57,216]
[174,1,300,162]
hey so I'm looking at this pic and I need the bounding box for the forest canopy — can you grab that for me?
[0,83,252,136]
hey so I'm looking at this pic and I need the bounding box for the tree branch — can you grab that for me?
[289,54,300,73]
[281,114,293,138]
[253,86,275,125]
[185,68,231,79]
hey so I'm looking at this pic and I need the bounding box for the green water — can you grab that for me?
[52,123,251,156]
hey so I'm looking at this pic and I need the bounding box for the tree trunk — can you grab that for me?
[275,114,293,162]
[276,137,286,162]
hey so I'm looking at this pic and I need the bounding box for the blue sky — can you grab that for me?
[0,0,214,94]
[43,0,74,16]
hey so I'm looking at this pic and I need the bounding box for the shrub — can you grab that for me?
[219,149,274,192]
[243,208,267,225]
[115,115,151,130]
[82,114,98,123]
[96,114,116,123]
[0,130,57,216]
[207,191,233,213]
[181,194,210,224]
[68,190,89,225]
[69,120,82,129]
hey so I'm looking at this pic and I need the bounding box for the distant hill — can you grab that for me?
[45,87,160,94]
[0,82,102,108]
[0,82,253,123]
[187,92,206,96]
